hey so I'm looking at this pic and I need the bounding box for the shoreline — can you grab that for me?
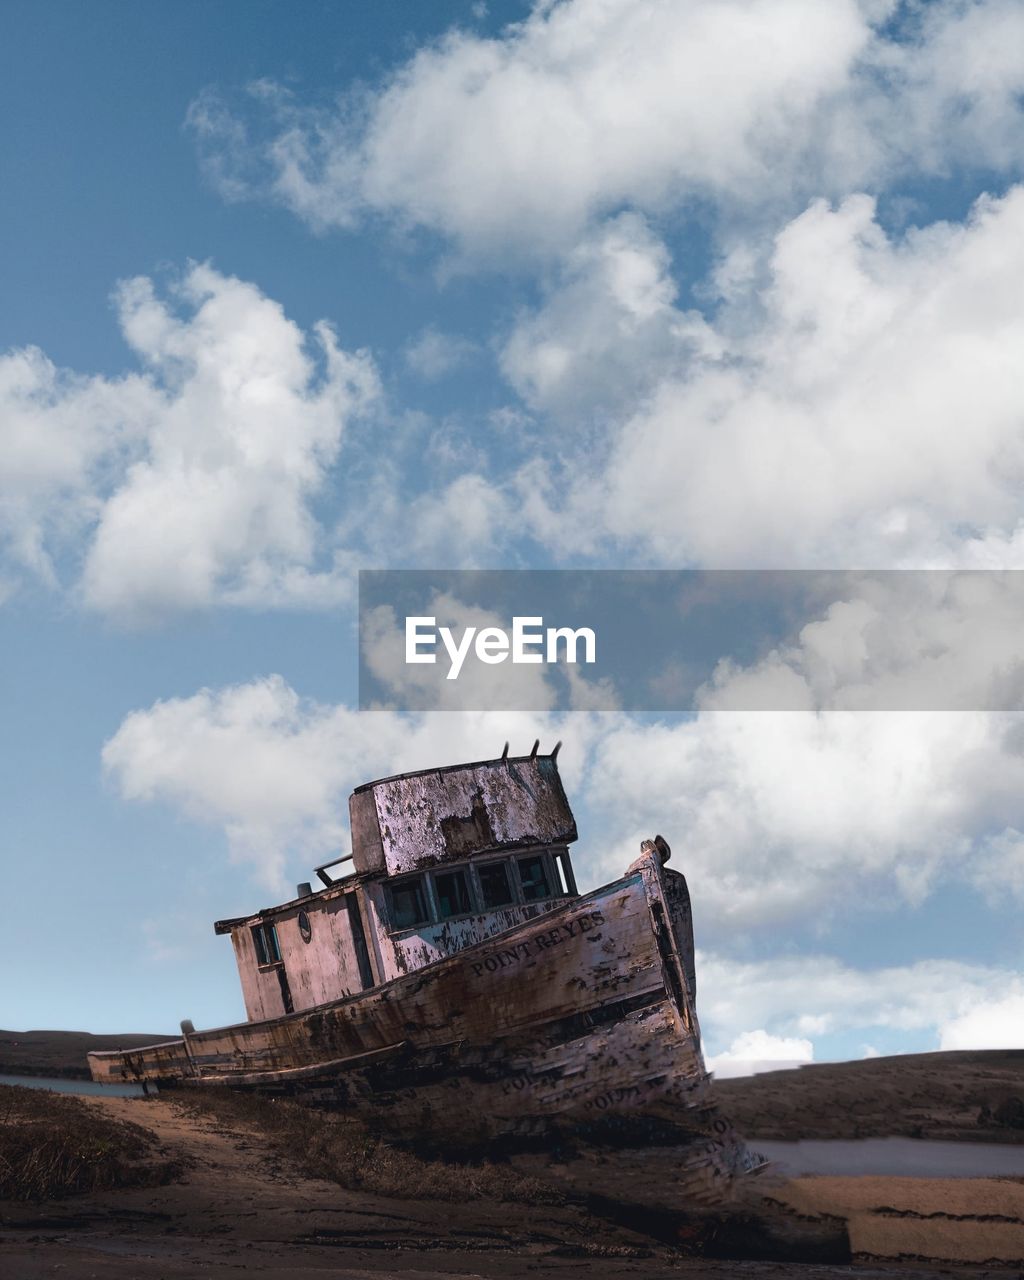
[4,1089,1022,1277]
[2,1037,1022,1276]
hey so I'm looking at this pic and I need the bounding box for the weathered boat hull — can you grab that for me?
[89,848,751,1196]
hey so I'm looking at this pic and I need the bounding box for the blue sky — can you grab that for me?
[4,0,1024,1075]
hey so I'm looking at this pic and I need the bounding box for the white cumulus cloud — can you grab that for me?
[189,0,1024,256]
[0,264,379,619]
[579,709,1024,931]
[500,213,719,419]
[0,346,150,587]
[706,1028,814,1078]
[940,991,1024,1049]
[699,951,1024,1059]
[501,187,1024,568]
[83,265,379,618]
[102,674,590,889]
[102,665,1024,932]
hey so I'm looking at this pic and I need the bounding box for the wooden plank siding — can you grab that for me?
[230,889,372,1022]
[89,855,713,1133]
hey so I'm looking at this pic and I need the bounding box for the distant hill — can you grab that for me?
[716,1048,1024,1144]
[0,1029,174,1079]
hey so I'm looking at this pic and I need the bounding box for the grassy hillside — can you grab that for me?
[716,1048,1024,1142]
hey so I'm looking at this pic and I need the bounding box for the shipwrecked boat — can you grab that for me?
[89,745,753,1197]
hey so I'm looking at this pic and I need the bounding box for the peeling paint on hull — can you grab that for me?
[88,847,753,1197]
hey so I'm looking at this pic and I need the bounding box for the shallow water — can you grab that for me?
[755,1135,1024,1178]
[0,1072,152,1099]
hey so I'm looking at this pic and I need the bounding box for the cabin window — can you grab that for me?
[251,922,282,966]
[477,860,514,909]
[388,876,430,929]
[553,850,576,896]
[517,855,552,902]
[434,868,472,919]
[298,909,312,943]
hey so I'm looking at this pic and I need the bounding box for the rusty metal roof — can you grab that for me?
[349,749,577,876]
[351,747,558,794]
[215,748,578,932]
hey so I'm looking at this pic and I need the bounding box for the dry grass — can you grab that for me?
[180,1088,557,1205]
[716,1048,1024,1142]
[0,1084,186,1200]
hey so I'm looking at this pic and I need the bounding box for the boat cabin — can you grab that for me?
[214,746,580,1022]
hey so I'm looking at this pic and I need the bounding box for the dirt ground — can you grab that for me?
[0,1093,732,1278]
[3,1041,1023,1276]
[1,1091,1021,1279]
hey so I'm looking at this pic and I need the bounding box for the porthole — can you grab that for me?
[298,909,312,943]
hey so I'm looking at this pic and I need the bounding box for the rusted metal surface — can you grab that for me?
[348,787,384,875]
[663,866,698,1006]
[88,752,752,1198]
[94,869,659,1081]
[350,753,577,875]
[361,881,577,981]
[88,849,735,1155]
[221,865,578,1021]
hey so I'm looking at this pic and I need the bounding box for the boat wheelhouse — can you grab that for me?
[215,745,581,1021]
